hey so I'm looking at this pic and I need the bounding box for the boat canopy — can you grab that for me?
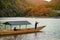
[3,21,31,25]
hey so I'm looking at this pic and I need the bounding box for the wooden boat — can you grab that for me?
[0,26,45,35]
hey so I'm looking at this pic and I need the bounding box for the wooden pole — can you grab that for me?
[5,25,6,30]
[10,25,12,30]
[26,24,27,29]
[19,25,21,29]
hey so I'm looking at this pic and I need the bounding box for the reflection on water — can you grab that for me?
[0,35,17,40]
[0,31,60,40]
[0,33,38,40]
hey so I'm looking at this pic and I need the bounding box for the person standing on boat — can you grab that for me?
[35,21,38,29]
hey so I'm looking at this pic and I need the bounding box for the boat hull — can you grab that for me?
[0,26,45,35]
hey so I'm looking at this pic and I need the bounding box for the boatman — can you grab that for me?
[35,21,38,29]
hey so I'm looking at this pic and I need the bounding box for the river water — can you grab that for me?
[0,17,60,40]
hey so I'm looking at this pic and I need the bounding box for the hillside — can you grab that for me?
[0,0,34,17]
[0,0,60,17]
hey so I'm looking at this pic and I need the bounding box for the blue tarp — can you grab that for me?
[3,21,31,25]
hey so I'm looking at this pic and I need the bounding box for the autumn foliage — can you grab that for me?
[0,0,59,17]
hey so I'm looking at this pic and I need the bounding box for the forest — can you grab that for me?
[0,0,60,17]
